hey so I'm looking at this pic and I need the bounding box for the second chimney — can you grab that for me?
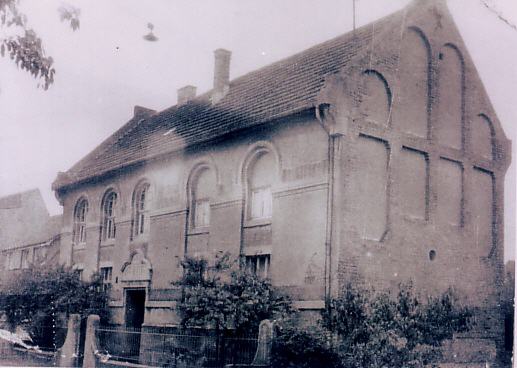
[212,48,231,103]
[177,85,197,105]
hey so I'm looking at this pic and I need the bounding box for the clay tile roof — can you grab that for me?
[54,5,408,190]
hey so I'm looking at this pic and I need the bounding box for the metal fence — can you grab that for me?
[96,325,258,367]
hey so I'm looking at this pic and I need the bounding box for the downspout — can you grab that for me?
[315,103,338,312]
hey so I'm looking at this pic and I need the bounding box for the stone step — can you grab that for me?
[441,337,496,363]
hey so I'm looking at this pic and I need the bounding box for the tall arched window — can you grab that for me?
[247,151,275,220]
[101,191,117,241]
[73,198,88,245]
[132,182,150,239]
[190,167,216,229]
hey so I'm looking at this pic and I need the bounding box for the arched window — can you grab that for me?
[73,198,88,245]
[132,182,150,239]
[247,151,275,220]
[190,167,216,229]
[101,191,117,241]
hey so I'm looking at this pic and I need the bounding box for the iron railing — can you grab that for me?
[96,325,258,367]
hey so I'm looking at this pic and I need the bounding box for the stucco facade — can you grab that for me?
[52,0,510,354]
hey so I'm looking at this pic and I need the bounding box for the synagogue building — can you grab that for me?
[50,0,510,353]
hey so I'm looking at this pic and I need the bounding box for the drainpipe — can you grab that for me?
[315,103,340,312]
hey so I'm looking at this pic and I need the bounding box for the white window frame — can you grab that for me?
[189,167,214,230]
[73,199,88,246]
[250,186,272,220]
[132,183,150,240]
[102,191,117,242]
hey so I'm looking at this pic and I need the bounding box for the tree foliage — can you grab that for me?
[0,0,80,89]
[176,253,292,333]
[0,0,56,89]
[271,322,342,368]
[0,265,110,345]
[273,283,472,368]
[58,4,80,31]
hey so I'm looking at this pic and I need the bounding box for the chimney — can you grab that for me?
[133,105,156,120]
[212,48,231,103]
[177,85,197,105]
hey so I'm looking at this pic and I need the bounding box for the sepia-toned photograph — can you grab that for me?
[0,0,515,367]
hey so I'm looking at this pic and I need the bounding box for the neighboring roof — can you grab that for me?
[53,0,427,190]
[0,189,62,250]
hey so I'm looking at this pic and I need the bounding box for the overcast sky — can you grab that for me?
[0,0,515,260]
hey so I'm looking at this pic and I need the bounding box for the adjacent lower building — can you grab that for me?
[0,189,62,286]
[51,0,510,355]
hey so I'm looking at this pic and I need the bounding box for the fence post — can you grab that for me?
[251,319,275,366]
[82,314,100,368]
[58,314,81,367]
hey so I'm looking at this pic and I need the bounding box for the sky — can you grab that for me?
[0,0,515,260]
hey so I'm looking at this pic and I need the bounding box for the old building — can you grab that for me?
[52,0,510,357]
[0,189,62,285]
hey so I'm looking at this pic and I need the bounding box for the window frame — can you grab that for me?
[131,182,150,240]
[189,166,215,231]
[193,198,211,229]
[245,254,270,279]
[245,149,276,224]
[101,191,118,243]
[250,185,272,220]
[20,248,31,269]
[100,266,113,293]
[7,250,21,270]
[73,198,89,246]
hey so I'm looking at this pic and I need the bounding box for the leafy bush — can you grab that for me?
[272,283,471,368]
[0,265,109,347]
[272,321,342,368]
[176,253,292,333]
[327,283,471,368]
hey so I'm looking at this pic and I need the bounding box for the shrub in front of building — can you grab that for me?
[176,252,292,334]
[0,265,109,349]
[272,283,472,368]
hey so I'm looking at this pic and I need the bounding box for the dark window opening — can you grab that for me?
[245,255,270,278]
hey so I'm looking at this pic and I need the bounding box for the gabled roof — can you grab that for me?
[0,189,62,250]
[53,1,427,191]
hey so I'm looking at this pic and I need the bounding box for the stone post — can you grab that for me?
[58,314,81,367]
[82,314,100,368]
[251,319,275,366]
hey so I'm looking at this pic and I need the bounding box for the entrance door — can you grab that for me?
[124,289,146,361]
[125,289,146,328]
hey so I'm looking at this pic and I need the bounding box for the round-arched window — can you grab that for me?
[247,151,276,220]
[132,182,150,239]
[73,198,88,245]
[190,167,216,229]
[101,191,117,241]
